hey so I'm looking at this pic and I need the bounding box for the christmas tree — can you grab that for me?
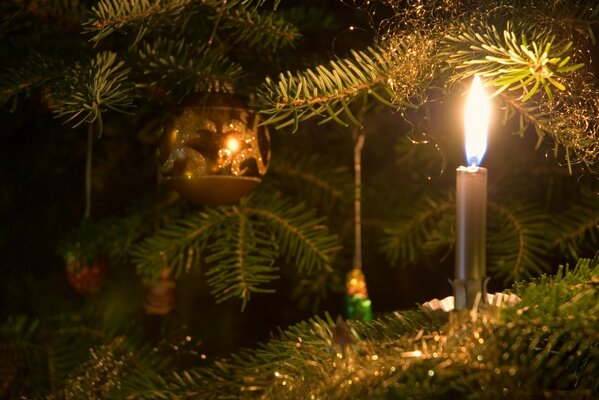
[1,0,598,398]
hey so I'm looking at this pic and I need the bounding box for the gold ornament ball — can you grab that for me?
[158,94,270,205]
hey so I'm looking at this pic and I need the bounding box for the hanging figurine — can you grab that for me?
[144,267,176,315]
[345,268,373,321]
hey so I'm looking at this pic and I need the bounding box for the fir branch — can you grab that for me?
[132,207,234,281]
[495,82,599,170]
[0,54,65,106]
[245,195,340,273]
[83,0,192,42]
[84,0,289,44]
[0,315,42,388]
[271,162,344,202]
[136,38,243,96]
[57,213,150,265]
[521,0,599,43]
[205,211,279,309]
[257,43,421,130]
[552,193,599,258]
[51,52,136,133]
[488,201,550,282]
[498,91,551,145]
[217,6,300,51]
[127,311,445,399]
[269,152,353,209]
[381,193,552,282]
[133,194,339,305]
[497,79,599,169]
[278,5,343,38]
[443,21,584,101]
[380,195,453,265]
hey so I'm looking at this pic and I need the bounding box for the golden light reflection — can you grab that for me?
[226,136,240,152]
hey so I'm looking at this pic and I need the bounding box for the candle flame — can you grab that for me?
[464,76,490,167]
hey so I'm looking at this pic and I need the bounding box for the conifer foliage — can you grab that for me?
[1,0,599,398]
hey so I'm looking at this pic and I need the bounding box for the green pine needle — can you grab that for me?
[381,195,453,265]
[246,194,341,273]
[132,206,234,281]
[0,54,66,107]
[552,192,599,259]
[51,52,136,133]
[132,193,340,307]
[258,44,416,131]
[443,21,584,102]
[136,38,243,96]
[205,212,279,309]
[488,201,551,282]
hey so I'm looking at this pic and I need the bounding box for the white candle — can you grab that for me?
[454,76,490,310]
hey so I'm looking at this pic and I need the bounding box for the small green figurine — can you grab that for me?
[345,268,373,321]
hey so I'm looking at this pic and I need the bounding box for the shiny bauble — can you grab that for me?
[158,94,270,205]
[143,268,176,316]
[66,258,107,296]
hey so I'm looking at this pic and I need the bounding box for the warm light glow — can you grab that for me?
[464,75,490,166]
[226,137,240,152]
[400,350,423,358]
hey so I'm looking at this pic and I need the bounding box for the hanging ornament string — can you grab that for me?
[84,122,93,219]
[346,104,373,321]
[353,125,365,271]
[207,0,226,49]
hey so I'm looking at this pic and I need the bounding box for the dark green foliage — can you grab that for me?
[58,212,150,265]
[120,257,599,399]
[136,38,243,97]
[132,205,232,281]
[3,0,299,134]
[2,1,599,398]
[0,53,67,107]
[553,191,599,258]
[84,0,193,43]
[132,192,340,308]
[214,4,300,52]
[487,201,550,282]
[268,151,353,212]
[0,306,169,399]
[205,212,279,309]
[84,0,295,48]
[381,190,598,283]
[381,194,454,265]
[246,194,340,273]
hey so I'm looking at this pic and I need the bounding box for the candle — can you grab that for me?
[453,76,490,310]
